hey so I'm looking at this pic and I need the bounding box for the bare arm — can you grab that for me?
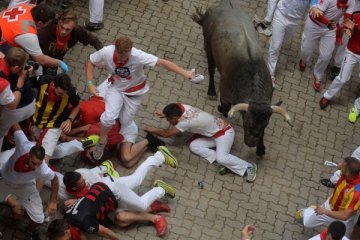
[98,225,120,240]
[143,125,180,138]
[156,58,193,80]
[47,175,59,216]
[85,60,99,96]
[316,206,356,221]
[5,68,29,110]
[60,104,80,134]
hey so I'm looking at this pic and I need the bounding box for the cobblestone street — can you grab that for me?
[1,0,360,239]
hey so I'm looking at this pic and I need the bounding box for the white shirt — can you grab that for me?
[316,0,355,23]
[309,234,349,240]
[175,104,226,137]
[0,84,14,106]
[90,46,158,95]
[0,130,55,185]
[278,0,313,19]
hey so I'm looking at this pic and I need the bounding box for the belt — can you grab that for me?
[212,125,232,138]
[125,81,147,93]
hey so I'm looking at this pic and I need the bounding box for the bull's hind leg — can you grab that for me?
[205,42,217,98]
[218,99,231,118]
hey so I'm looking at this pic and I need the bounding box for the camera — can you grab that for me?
[24,60,40,71]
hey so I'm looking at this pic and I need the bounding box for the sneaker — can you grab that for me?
[146,133,165,153]
[319,97,330,110]
[294,206,316,222]
[154,215,168,237]
[256,22,272,36]
[313,78,321,92]
[219,166,228,175]
[157,146,178,168]
[320,178,335,188]
[245,163,257,183]
[329,66,340,81]
[299,59,306,72]
[80,135,99,149]
[348,107,359,124]
[84,20,104,31]
[154,180,176,198]
[61,0,73,8]
[92,141,106,161]
[101,160,120,178]
[150,200,171,213]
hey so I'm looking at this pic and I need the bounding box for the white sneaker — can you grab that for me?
[190,69,205,84]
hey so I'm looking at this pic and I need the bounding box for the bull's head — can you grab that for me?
[228,102,292,147]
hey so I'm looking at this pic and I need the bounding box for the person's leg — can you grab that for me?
[299,19,321,65]
[351,216,360,240]
[37,128,62,164]
[188,137,217,163]
[51,140,84,159]
[119,94,143,130]
[264,0,279,23]
[6,195,23,219]
[215,128,251,177]
[86,0,104,31]
[323,50,357,100]
[119,151,165,190]
[313,31,336,82]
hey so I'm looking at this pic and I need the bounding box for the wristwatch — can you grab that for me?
[67,117,74,123]
[13,86,24,93]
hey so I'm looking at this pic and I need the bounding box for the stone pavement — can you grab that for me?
[1,0,360,239]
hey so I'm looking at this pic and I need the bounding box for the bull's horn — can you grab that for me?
[271,106,293,127]
[228,103,249,117]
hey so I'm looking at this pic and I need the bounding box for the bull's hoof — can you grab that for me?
[218,105,228,117]
[256,148,265,157]
[207,94,217,100]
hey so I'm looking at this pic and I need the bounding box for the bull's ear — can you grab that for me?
[271,106,293,127]
[228,103,249,117]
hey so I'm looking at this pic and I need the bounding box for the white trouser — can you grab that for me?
[303,198,356,238]
[264,0,279,23]
[267,9,301,78]
[104,151,166,211]
[329,145,360,184]
[51,140,84,159]
[333,34,350,68]
[0,100,35,151]
[89,0,104,23]
[188,127,250,176]
[354,97,360,112]
[8,0,29,8]
[100,82,143,128]
[323,49,360,100]
[300,17,336,81]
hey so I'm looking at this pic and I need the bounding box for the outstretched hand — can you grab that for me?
[154,110,165,118]
[241,224,255,240]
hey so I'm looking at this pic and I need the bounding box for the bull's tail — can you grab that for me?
[191,7,206,25]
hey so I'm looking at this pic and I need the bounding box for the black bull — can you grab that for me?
[192,1,291,156]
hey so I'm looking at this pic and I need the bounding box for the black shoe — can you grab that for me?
[146,133,165,153]
[219,166,228,175]
[84,20,104,31]
[329,66,340,81]
[319,97,330,110]
[320,178,335,188]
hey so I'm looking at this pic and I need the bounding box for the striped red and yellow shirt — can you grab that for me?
[329,175,360,211]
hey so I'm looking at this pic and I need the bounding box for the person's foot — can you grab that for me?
[91,141,106,161]
[154,215,168,237]
[157,146,178,168]
[320,178,335,188]
[84,20,104,31]
[80,135,99,149]
[348,107,360,124]
[329,66,340,81]
[150,200,171,213]
[256,21,272,36]
[101,160,120,178]
[319,97,330,110]
[154,180,176,198]
[219,165,228,175]
[313,77,321,92]
[294,206,316,222]
[146,133,165,153]
[245,163,257,183]
[299,59,306,72]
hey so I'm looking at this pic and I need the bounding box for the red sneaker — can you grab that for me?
[313,76,321,91]
[154,215,168,237]
[150,200,171,213]
[299,59,306,72]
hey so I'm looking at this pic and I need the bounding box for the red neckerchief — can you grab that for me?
[0,58,10,78]
[113,50,128,68]
[177,103,185,116]
[14,153,33,173]
[66,185,89,198]
[47,82,60,102]
[69,225,82,240]
[319,228,328,240]
[55,25,71,53]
